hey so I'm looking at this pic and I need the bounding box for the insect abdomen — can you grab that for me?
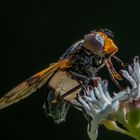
[43,70,81,123]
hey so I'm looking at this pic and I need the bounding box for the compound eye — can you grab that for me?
[95,34,104,47]
[84,33,104,53]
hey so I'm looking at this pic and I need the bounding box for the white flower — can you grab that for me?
[71,56,140,140]
[120,56,140,98]
[71,78,129,140]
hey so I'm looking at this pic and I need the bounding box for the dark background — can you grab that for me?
[0,0,139,140]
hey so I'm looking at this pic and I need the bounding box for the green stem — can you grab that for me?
[103,120,137,139]
[125,121,140,140]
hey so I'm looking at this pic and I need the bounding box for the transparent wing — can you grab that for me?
[0,59,71,110]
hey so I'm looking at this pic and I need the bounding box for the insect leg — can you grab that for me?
[112,55,126,67]
[69,70,90,80]
[61,85,82,99]
[94,63,105,73]
[43,87,54,114]
[104,60,122,89]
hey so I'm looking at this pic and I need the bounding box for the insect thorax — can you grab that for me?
[68,47,103,80]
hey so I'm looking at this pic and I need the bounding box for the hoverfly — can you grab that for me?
[0,29,125,123]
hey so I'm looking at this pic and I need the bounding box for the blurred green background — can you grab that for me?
[0,0,139,140]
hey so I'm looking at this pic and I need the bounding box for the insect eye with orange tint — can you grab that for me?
[84,33,104,53]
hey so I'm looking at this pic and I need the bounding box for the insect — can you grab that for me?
[0,29,125,123]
